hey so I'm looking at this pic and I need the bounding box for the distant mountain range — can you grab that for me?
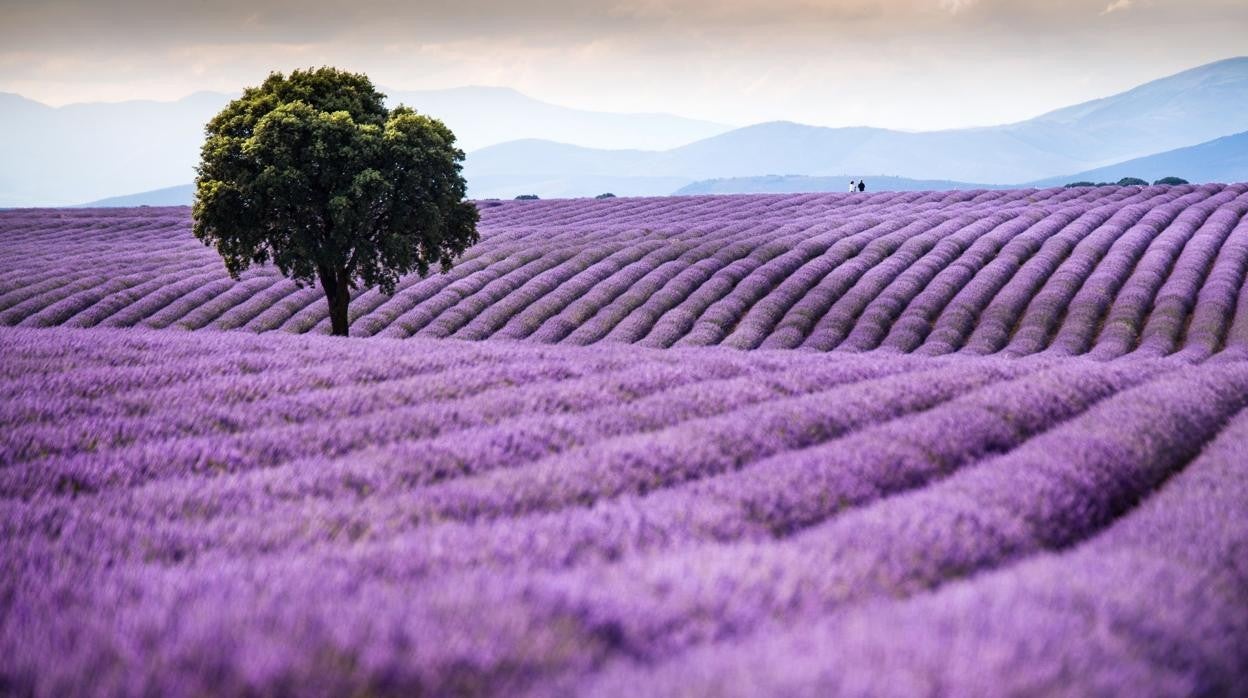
[78,183,196,208]
[675,175,1006,195]
[0,87,729,207]
[10,56,1247,207]
[1027,130,1248,188]
[385,87,730,152]
[90,127,1248,206]
[674,131,1248,195]
[465,57,1248,199]
[0,91,227,207]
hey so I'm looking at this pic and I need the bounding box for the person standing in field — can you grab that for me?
[858,180,866,192]
[849,180,857,193]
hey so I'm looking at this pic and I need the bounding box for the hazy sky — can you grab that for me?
[2,0,1246,130]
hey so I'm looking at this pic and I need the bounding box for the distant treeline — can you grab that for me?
[1065,177,1189,188]
[513,193,616,200]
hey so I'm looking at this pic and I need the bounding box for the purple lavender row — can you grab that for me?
[0,327,523,403]
[1003,185,1233,356]
[495,235,717,343]
[0,328,939,505]
[913,185,1177,354]
[170,357,1210,694]
[582,383,1248,697]
[0,353,935,560]
[873,207,1050,351]
[778,187,1165,351]
[0,348,754,497]
[0,347,663,465]
[1,356,1233,695]
[554,223,791,345]
[391,359,1027,525]
[369,223,678,339]
[958,186,1199,354]
[49,355,1161,575]
[801,209,1025,350]
[1172,213,1248,360]
[0,270,107,314]
[67,265,223,329]
[471,186,1101,230]
[5,185,1248,356]
[1133,192,1248,356]
[302,359,1244,692]
[1087,187,1248,358]
[460,360,1247,677]
[683,215,927,347]
[1045,189,1237,356]
[848,207,1047,352]
[295,220,619,335]
[545,222,773,344]
[0,322,779,434]
[735,207,1041,350]
[371,223,692,339]
[579,221,836,346]
[692,215,922,349]
[636,223,876,348]
[546,224,809,345]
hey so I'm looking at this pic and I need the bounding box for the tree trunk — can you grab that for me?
[319,268,351,337]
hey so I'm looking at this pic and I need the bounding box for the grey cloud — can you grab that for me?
[0,0,1052,51]
[1,0,1244,130]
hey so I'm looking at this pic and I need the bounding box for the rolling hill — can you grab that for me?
[1014,56,1248,164]
[0,88,729,208]
[10,183,1248,355]
[6,185,1248,694]
[28,57,1248,206]
[0,91,228,208]
[675,132,1248,195]
[78,183,196,208]
[464,57,1248,198]
[462,123,1086,197]
[675,174,1007,195]
[1027,130,1248,187]
[386,86,730,151]
[75,129,1248,206]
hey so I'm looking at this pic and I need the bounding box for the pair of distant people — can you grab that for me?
[849,180,867,193]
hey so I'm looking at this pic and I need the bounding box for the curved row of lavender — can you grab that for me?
[3,185,1248,695]
[3,324,1248,695]
[4,183,1248,358]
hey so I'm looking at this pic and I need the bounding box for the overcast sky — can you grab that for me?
[2,0,1246,130]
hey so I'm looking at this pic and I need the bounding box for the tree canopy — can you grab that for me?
[193,67,479,336]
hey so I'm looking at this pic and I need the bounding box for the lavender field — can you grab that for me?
[4,185,1248,695]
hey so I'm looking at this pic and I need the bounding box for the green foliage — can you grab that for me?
[1116,177,1149,186]
[515,194,540,200]
[192,67,479,336]
[1153,176,1189,185]
[1064,181,1097,188]
[595,193,616,199]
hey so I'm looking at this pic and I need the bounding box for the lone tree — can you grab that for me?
[193,67,479,336]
